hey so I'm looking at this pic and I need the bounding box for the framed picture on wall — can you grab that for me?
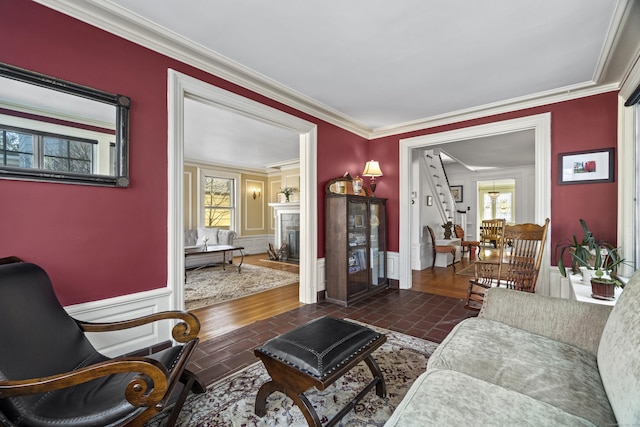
[450,185,463,202]
[558,148,614,184]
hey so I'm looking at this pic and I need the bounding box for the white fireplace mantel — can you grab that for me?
[269,203,301,256]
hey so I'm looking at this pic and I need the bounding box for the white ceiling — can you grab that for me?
[36,0,638,170]
[184,98,299,169]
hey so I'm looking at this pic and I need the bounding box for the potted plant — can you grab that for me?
[280,187,296,202]
[555,219,627,283]
[570,239,627,300]
[589,268,622,300]
[555,219,597,277]
[442,221,453,239]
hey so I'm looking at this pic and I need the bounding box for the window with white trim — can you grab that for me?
[199,168,240,231]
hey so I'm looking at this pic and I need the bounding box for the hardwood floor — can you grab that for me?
[186,251,489,385]
[190,251,486,342]
[189,254,303,342]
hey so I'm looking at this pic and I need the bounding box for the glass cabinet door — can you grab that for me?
[369,200,387,287]
[347,198,369,296]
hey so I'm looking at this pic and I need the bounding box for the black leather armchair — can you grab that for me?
[0,260,205,426]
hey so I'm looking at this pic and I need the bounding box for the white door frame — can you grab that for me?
[399,113,552,292]
[167,69,318,308]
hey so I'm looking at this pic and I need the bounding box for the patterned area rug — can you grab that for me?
[456,262,510,277]
[456,262,477,276]
[185,264,299,310]
[147,322,438,426]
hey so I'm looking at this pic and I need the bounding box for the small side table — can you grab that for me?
[254,316,386,427]
[435,238,461,267]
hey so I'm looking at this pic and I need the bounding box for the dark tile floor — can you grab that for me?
[189,288,477,386]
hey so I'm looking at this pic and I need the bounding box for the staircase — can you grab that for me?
[421,149,457,225]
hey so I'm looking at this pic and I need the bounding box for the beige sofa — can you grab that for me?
[184,227,236,269]
[385,271,640,426]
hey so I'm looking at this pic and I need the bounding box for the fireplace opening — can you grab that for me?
[286,227,300,261]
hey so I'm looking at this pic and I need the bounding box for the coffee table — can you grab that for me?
[184,245,244,273]
[254,316,386,427]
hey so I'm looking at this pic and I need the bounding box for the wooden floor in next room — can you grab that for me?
[188,252,481,386]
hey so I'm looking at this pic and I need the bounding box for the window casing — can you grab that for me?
[199,168,240,232]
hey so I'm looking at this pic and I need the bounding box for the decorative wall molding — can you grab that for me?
[387,251,400,281]
[234,234,271,256]
[34,0,634,141]
[33,0,370,138]
[371,83,618,139]
[65,287,173,357]
[244,178,265,231]
[65,255,328,355]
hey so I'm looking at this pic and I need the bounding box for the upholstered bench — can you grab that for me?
[254,316,386,427]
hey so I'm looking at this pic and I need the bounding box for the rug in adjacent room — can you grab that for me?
[147,323,438,426]
[185,264,299,310]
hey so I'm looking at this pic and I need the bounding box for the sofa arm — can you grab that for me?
[479,288,612,355]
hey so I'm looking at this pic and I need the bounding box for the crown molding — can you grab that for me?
[369,82,620,139]
[592,0,631,84]
[33,0,372,138]
[184,158,274,176]
[33,0,627,142]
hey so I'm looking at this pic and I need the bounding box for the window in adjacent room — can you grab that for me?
[199,168,240,231]
[479,179,515,223]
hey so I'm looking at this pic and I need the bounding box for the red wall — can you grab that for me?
[0,1,367,305]
[369,92,620,258]
[0,1,619,304]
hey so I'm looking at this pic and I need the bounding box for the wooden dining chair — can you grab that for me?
[466,219,550,310]
[427,225,456,272]
[480,219,505,248]
[454,224,481,260]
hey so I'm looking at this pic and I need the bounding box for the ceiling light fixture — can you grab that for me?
[488,181,499,200]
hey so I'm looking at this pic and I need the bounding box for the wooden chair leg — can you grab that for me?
[450,248,456,272]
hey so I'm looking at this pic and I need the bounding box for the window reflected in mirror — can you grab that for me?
[0,63,129,186]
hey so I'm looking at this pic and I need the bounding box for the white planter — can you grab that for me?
[580,266,611,283]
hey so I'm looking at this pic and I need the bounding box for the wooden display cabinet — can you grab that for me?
[325,181,388,306]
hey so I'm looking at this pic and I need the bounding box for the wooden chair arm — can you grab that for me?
[0,357,169,407]
[76,310,200,343]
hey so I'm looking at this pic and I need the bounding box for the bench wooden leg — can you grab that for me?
[255,380,278,417]
[255,380,322,427]
[364,355,386,397]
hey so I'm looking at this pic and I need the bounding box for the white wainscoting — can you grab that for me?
[64,256,328,356]
[411,242,430,271]
[65,287,173,357]
[387,251,400,281]
[233,234,271,255]
[316,257,326,292]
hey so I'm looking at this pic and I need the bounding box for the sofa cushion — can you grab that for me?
[428,318,616,427]
[184,229,198,247]
[597,274,640,426]
[197,227,219,245]
[384,369,597,427]
[217,229,234,245]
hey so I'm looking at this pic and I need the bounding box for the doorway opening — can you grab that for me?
[167,69,318,310]
[399,113,552,294]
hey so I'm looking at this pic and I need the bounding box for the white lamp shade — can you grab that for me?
[362,160,383,177]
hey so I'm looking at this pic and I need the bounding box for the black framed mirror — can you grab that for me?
[0,62,130,187]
